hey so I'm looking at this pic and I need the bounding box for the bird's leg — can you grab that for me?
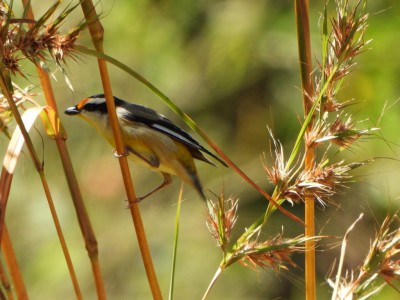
[123,146,160,168]
[127,173,172,206]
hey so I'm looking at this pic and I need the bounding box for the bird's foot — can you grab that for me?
[113,148,129,158]
[124,197,143,208]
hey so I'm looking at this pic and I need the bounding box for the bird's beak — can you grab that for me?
[64,106,81,115]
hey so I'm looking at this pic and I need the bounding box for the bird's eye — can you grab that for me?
[83,103,97,111]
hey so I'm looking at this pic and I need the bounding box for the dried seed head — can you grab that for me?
[283,160,355,207]
[330,215,400,298]
[331,0,368,64]
[329,116,360,148]
[324,97,352,113]
[282,187,303,205]
[305,120,328,148]
[327,270,372,300]
[317,0,370,115]
[206,192,239,251]
[263,129,297,190]
[363,216,400,287]
[311,114,378,149]
[379,259,400,288]
[0,3,7,16]
[2,54,20,75]
[263,142,288,186]
[237,234,308,272]
[1,2,86,76]
[0,84,37,137]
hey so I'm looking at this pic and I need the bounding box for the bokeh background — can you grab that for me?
[2,0,400,299]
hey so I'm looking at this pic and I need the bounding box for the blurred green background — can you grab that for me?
[2,0,400,299]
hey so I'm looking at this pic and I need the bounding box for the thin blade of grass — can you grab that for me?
[21,0,32,19]
[168,183,184,300]
[202,267,222,300]
[31,1,61,31]
[321,5,328,81]
[52,2,82,28]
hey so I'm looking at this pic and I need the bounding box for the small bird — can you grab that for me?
[64,94,227,201]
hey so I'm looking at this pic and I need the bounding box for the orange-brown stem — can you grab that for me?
[80,0,162,298]
[295,0,316,300]
[2,225,28,300]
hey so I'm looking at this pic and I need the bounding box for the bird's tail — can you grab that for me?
[190,173,206,201]
[178,161,206,201]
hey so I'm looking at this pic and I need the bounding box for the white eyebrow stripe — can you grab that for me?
[152,124,199,148]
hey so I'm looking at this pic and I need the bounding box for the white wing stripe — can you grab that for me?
[152,124,198,147]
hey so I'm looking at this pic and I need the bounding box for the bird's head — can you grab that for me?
[65,94,125,132]
[65,94,126,116]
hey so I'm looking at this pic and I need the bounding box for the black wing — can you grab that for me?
[120,102,227,167]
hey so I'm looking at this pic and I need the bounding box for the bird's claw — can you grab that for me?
[113,149,129,158]
[124,197,143,208]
